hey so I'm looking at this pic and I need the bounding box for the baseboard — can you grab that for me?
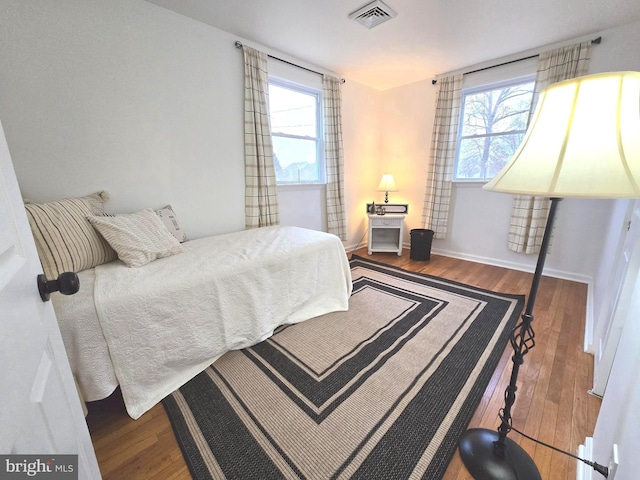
[349,241,591,284]
[344,240,368,253]
[584,283,595,353]
[430,247,592,284]
[577,437,594,480]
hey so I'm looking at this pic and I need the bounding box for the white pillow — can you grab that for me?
[155,205,187,243]
[87,209,185,268]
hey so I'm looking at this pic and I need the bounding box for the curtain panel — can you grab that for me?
[421,74,464,239]
[508,41,592,253]
[323,75,347,241]
[242,46,280,229]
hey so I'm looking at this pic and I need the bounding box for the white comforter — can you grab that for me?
[54,226,352,419]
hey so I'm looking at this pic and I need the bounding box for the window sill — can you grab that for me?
[452,180,488,187]
[277,183,326,191]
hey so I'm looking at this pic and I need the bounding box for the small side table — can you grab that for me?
[368,213,405,256]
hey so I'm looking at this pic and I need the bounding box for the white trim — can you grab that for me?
[577,437,594,480]
[345,238,368,253]
[430,246,592,284]
[584,283,595,353]
[346,242,594,284]
[277,183,326,191]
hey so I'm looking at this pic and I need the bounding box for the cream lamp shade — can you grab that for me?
[377,174,398,192]
[377,174,398,203]
[483,71,640,198]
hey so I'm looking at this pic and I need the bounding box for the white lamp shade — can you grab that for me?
[377,174,398,192]
[484,71,640,198]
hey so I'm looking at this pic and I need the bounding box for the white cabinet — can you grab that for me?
[367,214,405,256]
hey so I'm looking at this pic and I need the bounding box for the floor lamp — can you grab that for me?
[458,71,640,480]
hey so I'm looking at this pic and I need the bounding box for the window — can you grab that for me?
[268,78,324,184]
[454,77,535,181]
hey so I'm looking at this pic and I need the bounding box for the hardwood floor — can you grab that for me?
[86,248,601,479]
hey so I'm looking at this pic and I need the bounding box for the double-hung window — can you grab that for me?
[268,78,324,184]
[454,77,535,181]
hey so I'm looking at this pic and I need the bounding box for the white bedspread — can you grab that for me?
[78,226,351,419]
[53,268,119,402]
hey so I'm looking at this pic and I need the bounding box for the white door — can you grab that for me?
[592,199,640,396]
[0,118,101,478]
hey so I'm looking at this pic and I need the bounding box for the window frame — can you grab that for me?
[453,74,535,183]
[268,76,325,185]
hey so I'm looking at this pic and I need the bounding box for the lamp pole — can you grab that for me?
[457,71,640,480]
[458,197,561,480]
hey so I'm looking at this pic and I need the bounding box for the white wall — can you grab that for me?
[588,20,640,349]
[2,0,640,474]
[0,0,249,239]
[378,79,437,243]
[374,29,640,283]
[3,1,631,284]
[341,80,383,250]
[589,269,640,478]
[582,20,640,478]
[0,0,382,248]
[0,1,636,301]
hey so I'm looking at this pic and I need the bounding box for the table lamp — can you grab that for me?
[377,174,398,203]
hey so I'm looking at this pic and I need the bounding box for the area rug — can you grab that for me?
[162,255,524,479]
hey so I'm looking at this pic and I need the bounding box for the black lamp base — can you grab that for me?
[459,428,541,480]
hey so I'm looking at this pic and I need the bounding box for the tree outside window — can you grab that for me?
[454,79,535,181]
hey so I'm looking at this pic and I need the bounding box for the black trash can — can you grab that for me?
[410,229,434,261]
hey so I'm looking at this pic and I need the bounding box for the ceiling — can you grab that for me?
[144,0,640,90]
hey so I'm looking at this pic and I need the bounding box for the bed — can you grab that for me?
[25,193,352,419]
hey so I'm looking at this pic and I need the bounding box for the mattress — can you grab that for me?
[53,226,352,418]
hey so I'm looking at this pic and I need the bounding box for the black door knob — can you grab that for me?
[37,272,80,302]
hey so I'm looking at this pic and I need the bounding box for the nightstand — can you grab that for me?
[368,213,405,255]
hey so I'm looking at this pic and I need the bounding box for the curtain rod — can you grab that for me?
[235,41,345,84]
[431,36,602,85]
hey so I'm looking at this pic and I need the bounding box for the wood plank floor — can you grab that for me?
[86,248,601,479]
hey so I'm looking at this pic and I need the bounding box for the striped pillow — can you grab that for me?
[25,191,117,279]
[87,209,185,268]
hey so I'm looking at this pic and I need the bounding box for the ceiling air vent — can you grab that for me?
[349,0,397,29]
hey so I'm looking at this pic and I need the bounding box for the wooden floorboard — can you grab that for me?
[86,248,601,479]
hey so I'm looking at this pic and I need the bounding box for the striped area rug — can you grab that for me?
[162,255,524,479]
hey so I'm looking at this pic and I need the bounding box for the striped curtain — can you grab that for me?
[243,46,279,229]
[508,41,592,253]
[323,75,347,241]
[421,74,464,239]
